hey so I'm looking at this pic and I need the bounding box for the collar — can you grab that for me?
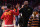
[5,9,10,12]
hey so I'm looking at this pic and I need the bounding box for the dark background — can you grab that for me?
[0,0,40,8]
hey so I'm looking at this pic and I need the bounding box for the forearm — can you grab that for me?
[13,20,16,27]
[13,9,19,16]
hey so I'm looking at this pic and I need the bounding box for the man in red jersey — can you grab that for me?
[1,4,19,27]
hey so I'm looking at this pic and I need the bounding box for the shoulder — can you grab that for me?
[30,7,33,9]
[29,7,33,10]
[10,10,14,12]
[10,10,13,11]
[3,12,7,15]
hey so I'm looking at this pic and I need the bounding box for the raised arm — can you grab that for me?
[19,8,23,13]
[13,9,19,16]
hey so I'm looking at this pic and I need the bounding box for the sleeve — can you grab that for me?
[19,8,23,13]
[1,12,5,20]
[13,9,19,16]
[30,8,33,15]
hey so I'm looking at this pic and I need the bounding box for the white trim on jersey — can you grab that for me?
[4,24,14,26]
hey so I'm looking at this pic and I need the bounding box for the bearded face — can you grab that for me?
[24,1,28,5]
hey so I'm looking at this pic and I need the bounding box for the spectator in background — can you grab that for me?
[1,6,5,12]
[38,5,40,10]
[15,4,19,26]
[17,3,20,10]
[4,3,7,10]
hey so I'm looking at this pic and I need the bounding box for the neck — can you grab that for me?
[7,8,10,10]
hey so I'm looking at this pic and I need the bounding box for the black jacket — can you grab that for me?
[19,6,33,18]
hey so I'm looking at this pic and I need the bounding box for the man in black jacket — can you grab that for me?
[19,1,33,27]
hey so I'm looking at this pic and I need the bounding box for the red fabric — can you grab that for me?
[4,26,14,27]
[1,9,19,25]
[13,8,16,20]
[13,16,15,20]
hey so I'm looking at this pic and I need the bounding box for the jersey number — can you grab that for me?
[5,11,11,15]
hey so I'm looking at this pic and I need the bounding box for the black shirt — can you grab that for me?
[19,6,33,18]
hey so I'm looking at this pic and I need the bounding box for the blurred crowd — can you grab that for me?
[0,0,40,27]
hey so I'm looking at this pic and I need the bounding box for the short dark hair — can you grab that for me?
[7,4,11,9]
